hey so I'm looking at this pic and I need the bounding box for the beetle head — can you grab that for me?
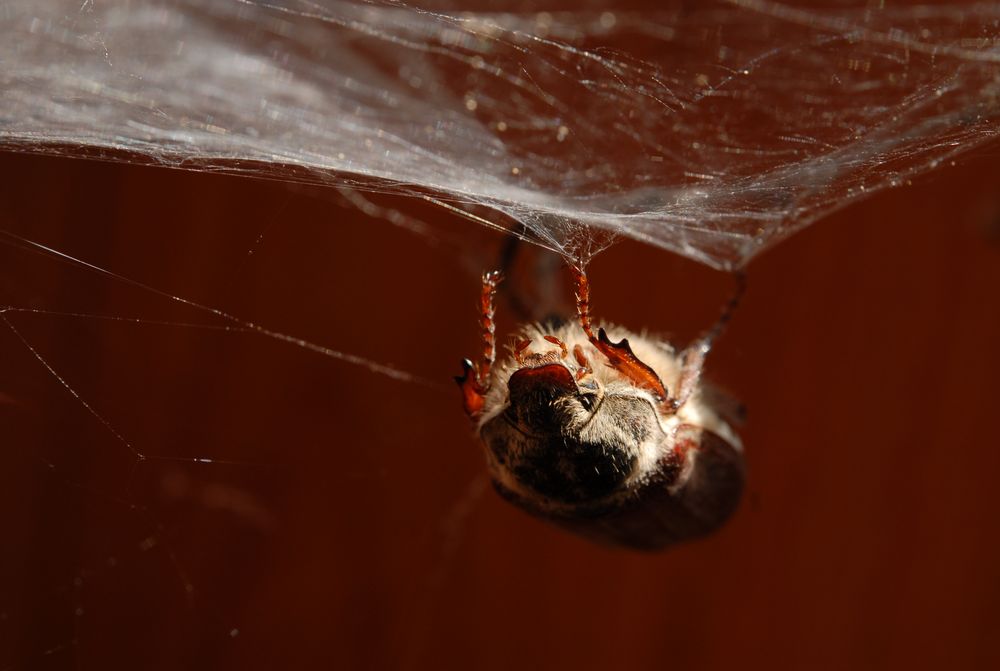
[480,362,664,504]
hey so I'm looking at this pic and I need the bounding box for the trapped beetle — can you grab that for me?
[457,266,745,550]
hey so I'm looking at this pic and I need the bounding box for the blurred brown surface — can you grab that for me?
[1,146,999,670]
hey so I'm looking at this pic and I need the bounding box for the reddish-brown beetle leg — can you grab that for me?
[573,344,592,381]
[572,265,597,341]
[571,266,669,403]
[456,270,503,419]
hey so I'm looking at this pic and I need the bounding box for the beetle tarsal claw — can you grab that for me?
[454,358,474,383]
[456,358,487,418]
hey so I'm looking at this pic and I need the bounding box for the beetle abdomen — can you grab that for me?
[495,425,744,551]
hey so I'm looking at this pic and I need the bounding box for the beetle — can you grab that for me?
[456,265,745,550]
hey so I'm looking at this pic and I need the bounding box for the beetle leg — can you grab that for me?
[572,264,596,340]
[456,270,503,418]
[671,344,708,413]
[701,270,746,353]
[672,271,746,412]
[573,344,592,381]
[571,266,669,403]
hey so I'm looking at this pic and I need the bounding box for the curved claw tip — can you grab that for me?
[454,359,475,386]
[456,359,487,417]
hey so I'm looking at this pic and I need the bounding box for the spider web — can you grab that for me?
[1,0,999,668]
[2,0,999,268]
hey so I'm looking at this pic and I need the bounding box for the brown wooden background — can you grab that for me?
[1,142,999,670]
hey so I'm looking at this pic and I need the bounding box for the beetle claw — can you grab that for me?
[456,359,487,417]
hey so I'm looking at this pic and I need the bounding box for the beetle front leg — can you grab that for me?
[572,265,669,403]
[456,270,503,418]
